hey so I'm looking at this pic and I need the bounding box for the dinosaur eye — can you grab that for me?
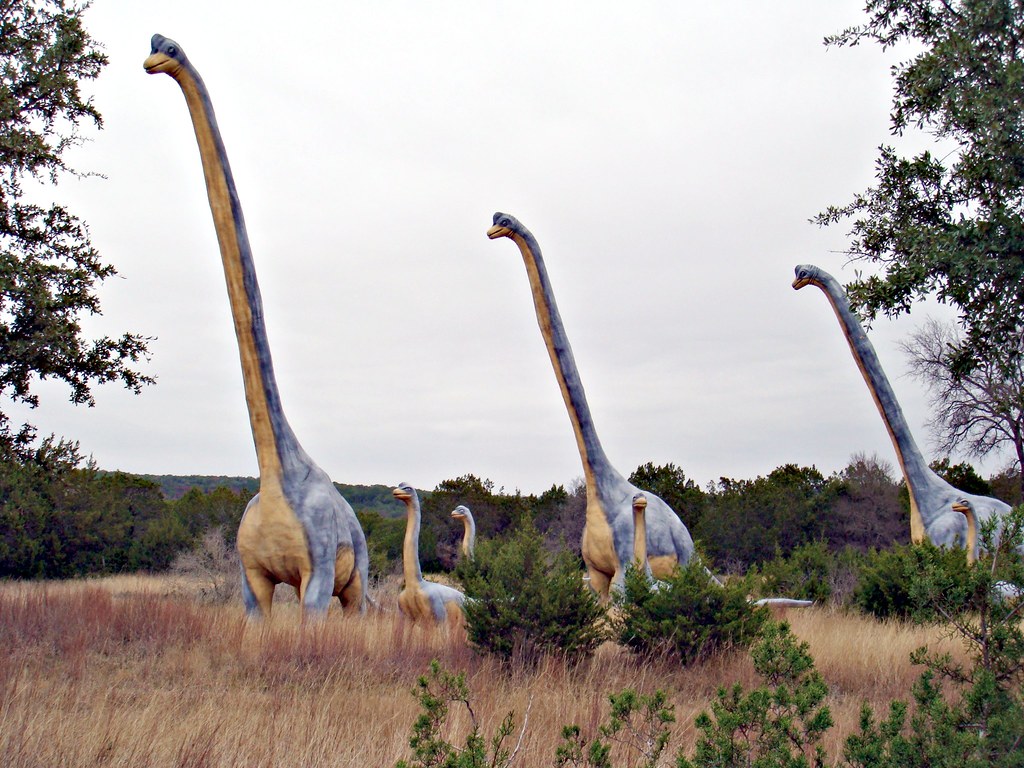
[500,218,511,227]
[167,45,178,57]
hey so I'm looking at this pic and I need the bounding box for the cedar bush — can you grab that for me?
[614,560,768,665]
[678,621,833,768]
[752,540,839,604]
[852,542,972,622]
[455,520,607,666]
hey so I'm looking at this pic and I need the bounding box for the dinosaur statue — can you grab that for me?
[487,212,697,598]
[793,263,1010,554]
[952,499,981,565]
[631,493,656,583]
[952,498,1023,601]
[144,35,368,618]
[394,483,466,623]
[450,505,476,559]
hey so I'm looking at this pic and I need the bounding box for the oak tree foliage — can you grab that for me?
[0,0,151,456]
[819,0,1024,367]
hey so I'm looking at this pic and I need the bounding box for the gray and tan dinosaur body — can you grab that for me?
[394,484,466,623]
[144,35,368,617]
[487,213,696,599]
[794,264,1010,559]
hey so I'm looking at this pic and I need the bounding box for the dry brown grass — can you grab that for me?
[0,576,965,767]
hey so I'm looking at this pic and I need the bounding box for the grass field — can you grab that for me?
[0,575,965,767]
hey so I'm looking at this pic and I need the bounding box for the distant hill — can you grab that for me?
[140,474,405,517]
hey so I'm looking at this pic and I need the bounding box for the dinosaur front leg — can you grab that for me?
[241,564,275,618]
[587,566,612,601]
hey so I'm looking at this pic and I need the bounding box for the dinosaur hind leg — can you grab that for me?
[335,548,363,615]
[339,571,364,616]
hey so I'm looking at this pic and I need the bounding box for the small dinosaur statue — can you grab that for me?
[394,483,466,624]
[952,498,1023,600]
[450,505,476,560]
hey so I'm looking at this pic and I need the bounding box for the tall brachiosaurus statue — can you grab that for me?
[394,483,466,624]
[487,212,697,599]
[793,263,1010,556]
[144,35,368,617]
[450,505,476,559]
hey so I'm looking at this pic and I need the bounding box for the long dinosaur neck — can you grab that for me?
[168,63,299,483]
[811,274,931,540]
[510,231,615,492]
[632,507,648,566]
[402,497,424,584]
[461,517,475,559]
[963,506,978,565]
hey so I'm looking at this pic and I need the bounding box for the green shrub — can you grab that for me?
[556,688,675,768]
[843,507,1024,768]
[852,542,972,622]
[614,560,768,665]
[752,540,838,603]
[394,660,517,768]
[677,621,833,768]
[455,520,607,666]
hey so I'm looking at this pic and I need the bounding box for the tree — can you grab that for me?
[696,465,839,571]
[817,1,1024,366]
[1,0,151,456]
[900,318,1024,498]
[831,453,907,551]
[456,520,607,666]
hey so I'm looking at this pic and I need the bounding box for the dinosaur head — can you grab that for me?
[487,212,523,240]
[392,483,416,503]
[144,34,188,77]
[952,498,972,516]
[450,505,470,521]
[631,493,647,511]
[792,264,824,290]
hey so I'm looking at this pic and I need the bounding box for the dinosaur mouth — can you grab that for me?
[792,277,811,289]
[487,225,512,239]
[143,53,171,73]
[952,502,970,514]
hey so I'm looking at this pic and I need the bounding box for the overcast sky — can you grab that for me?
[11,0,1008,494]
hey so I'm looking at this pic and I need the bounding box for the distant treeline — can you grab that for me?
[138,473,404,516]
[2,447,1019,581]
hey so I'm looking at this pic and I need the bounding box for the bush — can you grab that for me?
[678,621,833,768]
[556,688,675,768]
[852,542,972,622]
[614,560,768,665]
[752,540,838,603]
[394,660,518,768]
[455,520,607,666]
[169,527,240,603]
